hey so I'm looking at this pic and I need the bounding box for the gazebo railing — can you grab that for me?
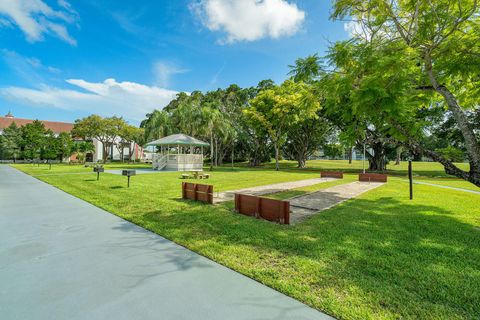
[152,154,168,170]
[167,154,203,163]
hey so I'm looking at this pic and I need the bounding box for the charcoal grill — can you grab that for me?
[93,167,104,180]
[122,169,136,187]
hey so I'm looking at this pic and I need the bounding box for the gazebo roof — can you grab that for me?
[145,134,209,147]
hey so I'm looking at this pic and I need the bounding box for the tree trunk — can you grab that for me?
[296,146,307,168]
[395,147,401,165]
[215,139,218,167]
[368,142,386,171]
[405,137,480,186]
[274,143,280,171]
[391,121,480,187]
[348,147,353,164]
[425,52,480,177]
[102,142,108,163]
[210,133,214,171]
[297,156,306,168]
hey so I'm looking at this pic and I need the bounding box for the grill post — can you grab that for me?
[122,169,136,187]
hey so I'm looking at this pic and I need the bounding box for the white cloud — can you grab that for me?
[192,0,305,43]
[0,0,78,45]
[153,61,188,87]
[0,78,179,121]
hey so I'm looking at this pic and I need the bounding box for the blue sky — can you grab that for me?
[0,0,350,124]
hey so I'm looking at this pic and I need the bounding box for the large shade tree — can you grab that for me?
[331,0,480,185]
[119,125,145,161]
[72,115,128,162]
[245,80,321,171]
[287,54,332,168]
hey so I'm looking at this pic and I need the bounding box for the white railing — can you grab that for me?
[168,154,203,163]
[153,154,203,171]
[152,154,167,170]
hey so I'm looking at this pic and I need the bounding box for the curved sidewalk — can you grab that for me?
[0,165,332,320]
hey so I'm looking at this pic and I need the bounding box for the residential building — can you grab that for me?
[0,112,144,162]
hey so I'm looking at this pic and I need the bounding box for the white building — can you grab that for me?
[0,112,144,162]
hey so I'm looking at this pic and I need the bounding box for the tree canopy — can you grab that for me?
[327,0,480,185]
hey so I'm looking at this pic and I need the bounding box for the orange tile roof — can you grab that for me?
[0,117,74,134]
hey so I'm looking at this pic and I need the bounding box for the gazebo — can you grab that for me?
[145,134,209,171]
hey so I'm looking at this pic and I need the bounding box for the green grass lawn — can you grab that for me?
[11,161,480,320]
[10,162,152,175]
[242,159,478,192]
[245,159,471,177]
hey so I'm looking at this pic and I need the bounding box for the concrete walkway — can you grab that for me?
[214,177,337,203]
[0,166,332,320]
[289,182,384,224]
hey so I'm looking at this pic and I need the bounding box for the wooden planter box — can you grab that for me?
[321,171,343,179]
[359,173,387,182]
[234,194,290,225]
[182,182,213,204]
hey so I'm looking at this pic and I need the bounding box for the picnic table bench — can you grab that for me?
[181,172,210,179]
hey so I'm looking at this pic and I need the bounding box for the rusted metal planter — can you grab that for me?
[359,173,387,182]
[234,194,290,225]
[182,182,213,204]
[321,171,343,179]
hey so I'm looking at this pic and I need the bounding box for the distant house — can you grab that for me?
[0,111,74,135]
[0,112,144,162]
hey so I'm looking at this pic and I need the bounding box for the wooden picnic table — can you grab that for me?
[181,172,210,179]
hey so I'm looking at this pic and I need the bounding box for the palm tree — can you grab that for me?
[198,106,223,171]
[142,110,172,142]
